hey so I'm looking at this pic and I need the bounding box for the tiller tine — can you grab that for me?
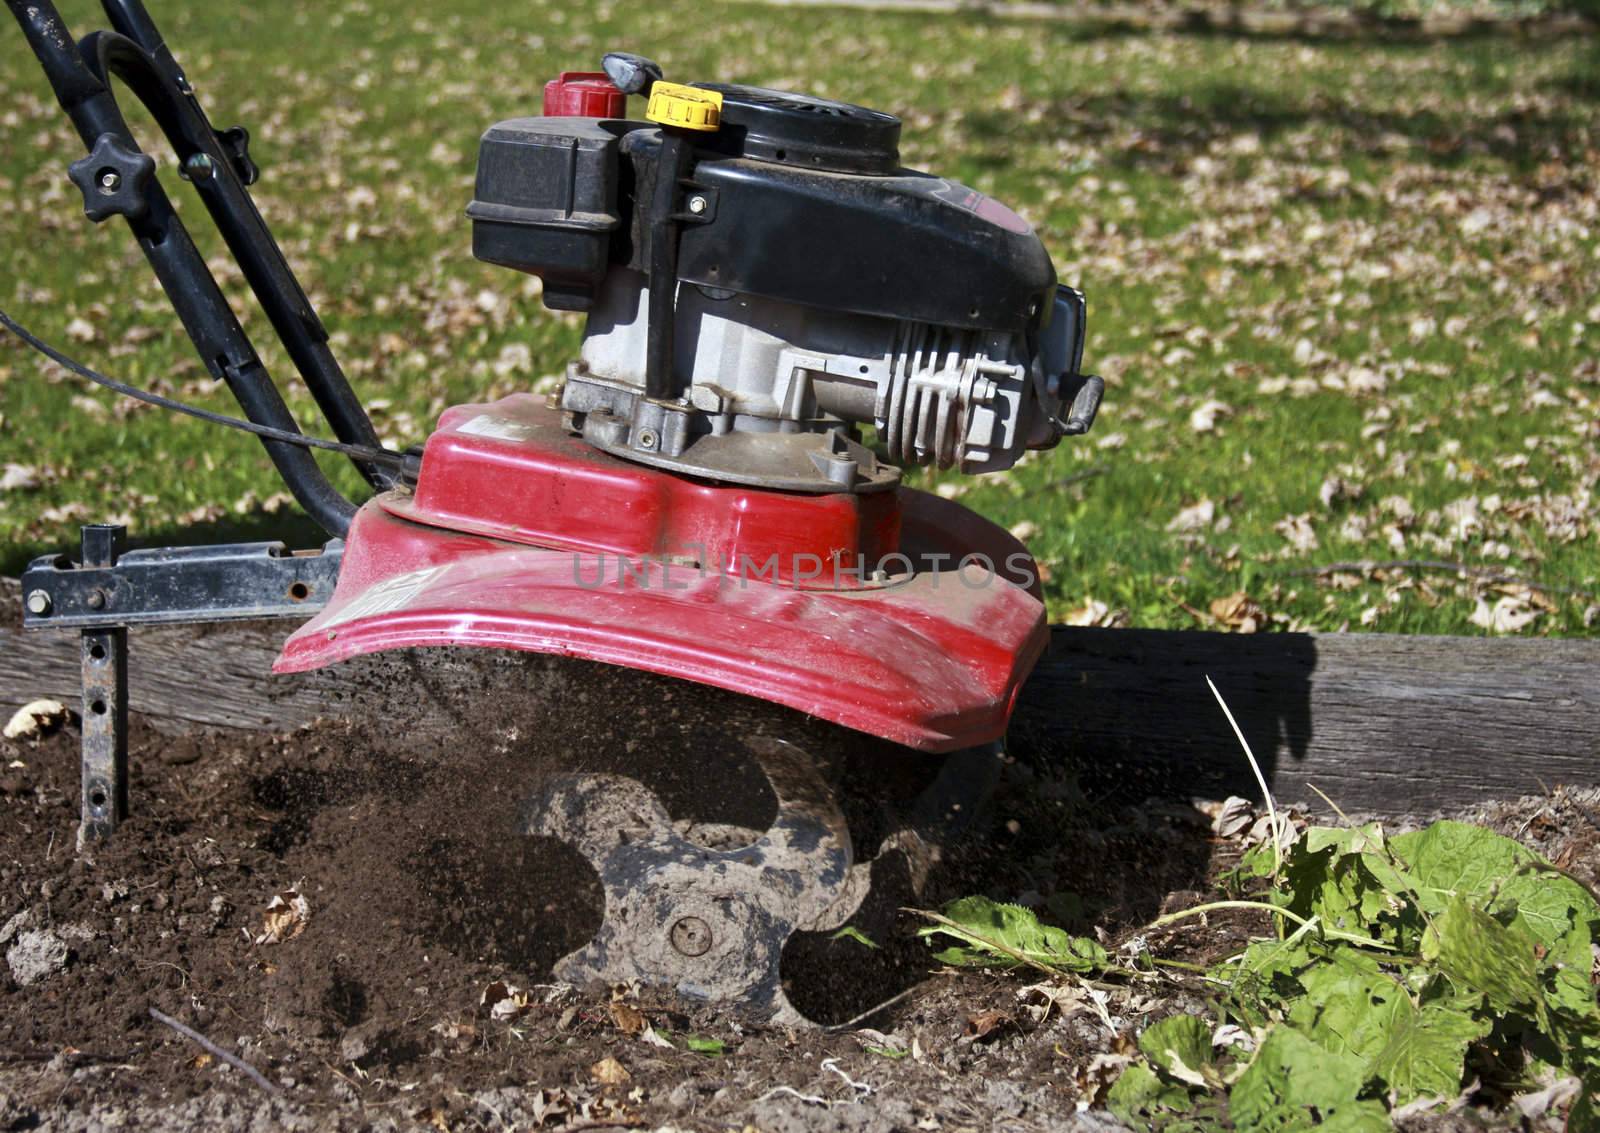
[521,736,860,1025]
[520,731,1003,1024]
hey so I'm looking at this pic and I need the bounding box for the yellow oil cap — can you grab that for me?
[645,82,723,132]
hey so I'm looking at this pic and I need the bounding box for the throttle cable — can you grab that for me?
[0,307,410,474]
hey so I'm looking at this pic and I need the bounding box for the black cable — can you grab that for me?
[0,307,407,472]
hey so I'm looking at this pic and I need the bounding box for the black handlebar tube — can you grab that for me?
[3,1,379,536]
[88,2,392,495]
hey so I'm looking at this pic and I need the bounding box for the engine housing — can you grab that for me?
[467,80,1101,493]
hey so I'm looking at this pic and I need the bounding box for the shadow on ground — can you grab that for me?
[963,69,1600,178]
[1010,626,1317,804]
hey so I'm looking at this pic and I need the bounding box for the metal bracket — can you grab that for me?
[76,525,127,848]
[21,538,342,629]
[21,526,343,847]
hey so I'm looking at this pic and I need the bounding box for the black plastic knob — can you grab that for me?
[67,133,156,223]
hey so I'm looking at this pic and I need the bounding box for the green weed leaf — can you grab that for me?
[1139,1015,1215,1086]
[1429,896,1546,1022]
[1106,1063,1202,1130]
[1284,946,1410,1064]
[917,897,1110,973]
[1392,820,1599,970]
[1229,1026,1391,1132]
[1366,996,1489,1104]
[830,925,879,950]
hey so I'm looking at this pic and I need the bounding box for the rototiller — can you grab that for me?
[5,0,1101,1019]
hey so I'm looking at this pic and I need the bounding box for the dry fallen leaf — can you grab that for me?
[1209,795,1255,838]
[1511,1076,1581,1120]
[608,1001,647,1037]
[0,463,40,491]
[1075,1049,1134,1105]
[1318,475,1364,509]
[1017,980,1088,1024]
[1274,513,1319,554]
[1063,598,1127,628]
[429,1020,478,1053]
[964,1009,1013,1042]
[1188,399,1232,432]
[590,1056,631,1085]
[1209,591,1265,633]
[1469,594,1541,634]
[481,980,532,1021]
[640,1025,675,1049]
[1166,498,1216,533]
[526,1088,573,1126]
[254,888,310,945]
[413,1106,450,1133]
[4,699,70,741]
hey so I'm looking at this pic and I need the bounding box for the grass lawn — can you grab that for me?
[0,1,1594,636]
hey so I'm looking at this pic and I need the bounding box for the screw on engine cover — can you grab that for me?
[669,916,713,957]
[636,427,659,450]
[97,169,121,194]
[24,590,51,617]
[184,152,215,180]
[687,195,708,215]
[85,588,108,610]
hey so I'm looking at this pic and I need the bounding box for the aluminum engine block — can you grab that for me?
[562,271,1089,493]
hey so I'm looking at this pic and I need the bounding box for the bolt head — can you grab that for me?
[24,590,52,617]
[184,152,215,179]
[687,195,708,215]
[636,427,659,451]
[98,170,121,193]
[669,916,712,957]
[86,588,107,610]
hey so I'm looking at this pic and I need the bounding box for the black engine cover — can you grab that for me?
[467,84,1056,331]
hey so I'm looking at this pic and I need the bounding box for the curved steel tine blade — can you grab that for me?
[742,735,856,928]
[879,741,1004,895]
[519,773,675,862]
[904,741,1003,839]
[520,734,865,1023]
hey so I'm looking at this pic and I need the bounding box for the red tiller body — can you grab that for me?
[275,396,1049,752]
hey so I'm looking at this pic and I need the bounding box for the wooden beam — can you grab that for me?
[0,579,334,733]
[1009,626,1600,814]
[5,581,1597,815]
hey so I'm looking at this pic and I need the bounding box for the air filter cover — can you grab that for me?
[691,83,901,174]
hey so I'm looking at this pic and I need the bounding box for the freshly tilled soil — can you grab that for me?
[1,652,1589,1131]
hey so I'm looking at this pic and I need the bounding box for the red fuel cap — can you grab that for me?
[543,72,627,118]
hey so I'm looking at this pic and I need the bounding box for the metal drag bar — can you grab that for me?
[20,525,341,845]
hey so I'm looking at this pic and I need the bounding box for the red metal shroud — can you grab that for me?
[274,396,1049,752]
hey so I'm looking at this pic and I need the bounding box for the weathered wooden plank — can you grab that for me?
[1,579,333,733]
[1009,627,1600,814]
[5,580,1598,814]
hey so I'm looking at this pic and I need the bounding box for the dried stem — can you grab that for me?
[148,1007,282,1098]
